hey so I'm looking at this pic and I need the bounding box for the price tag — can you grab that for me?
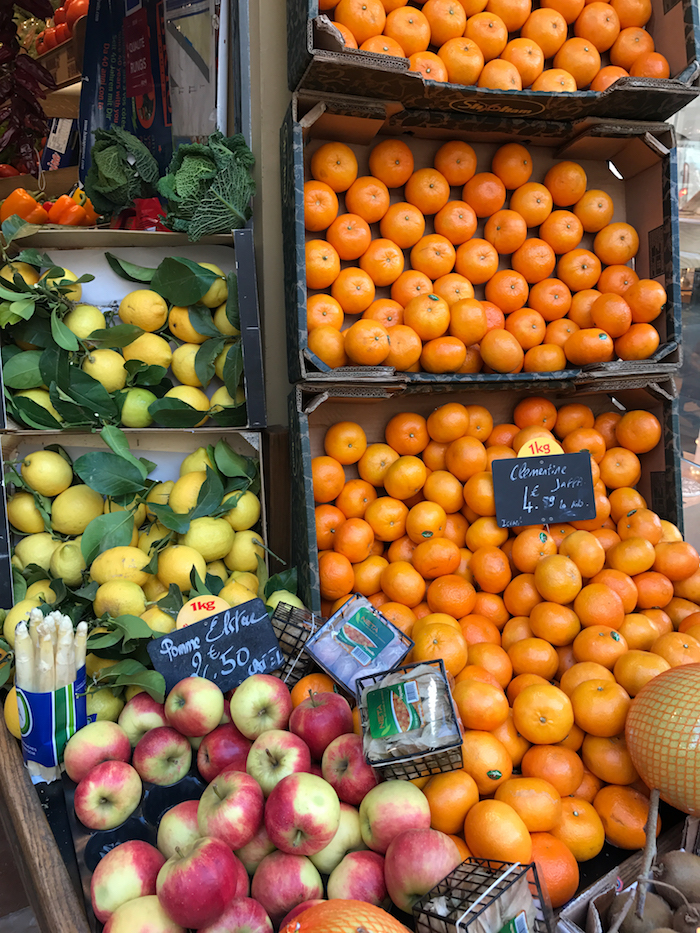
[492,452,596,529]
[147,598,285,694]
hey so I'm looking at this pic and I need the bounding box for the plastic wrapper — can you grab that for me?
[359,663,460,764]
[304,594,413,695]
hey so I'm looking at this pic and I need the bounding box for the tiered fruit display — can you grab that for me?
[309,396,700,906]
[321,0,670,88]
[304,137,667,374]
[0,243,247,430]
[35,0,88,55]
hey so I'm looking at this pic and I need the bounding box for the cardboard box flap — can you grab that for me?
[313,15,409,76]
[556,132,670,178]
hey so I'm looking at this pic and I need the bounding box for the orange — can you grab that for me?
[564,328,615,366]
[495,778,561,832]
[334,0,387,43]
[369,139,414,188]
[384,412,428,456]
[593,784,660,849]
[468,642,513,688]
[459,612,502,646]
[427,574,476,618]
[512,529,557,574]
[360,239,405,287]
[485,210,528,255]
[607,537,656,577]
[424,471,465,513]
[510,183,553,227]
[599,447,642,488]
[615,410,661,453]
[465,405,494,441]
[405,168,450,216]
[307,294,344,332]
[590,64,630,90]
[308,325,347,369]
[470,544,511,593]
[662,597,699,627]
[455,663,503,690]
[560,660,615,696]
[591,293,632,338]
[410,235,456,280]
[521,744,585,796]
[344,319,390,365]
[359,34,405,54]
[633,569,673,608]
[554,37,601,88]
[530,833,580,908]
[625,279,666,324]
[559,529,606,577]
[383,324,423,371]
[433,273,475,308]
[406,500,447,544]
[384,455,428,500]
[333,20,359,46]
[611,0,651,26]
[464,799,532,862]
[444,302,487,353]
[557,718,584,750]
[306,239,341,290]
[618,613,663,651]
[529,602,581,647]
[333,517,375,563]
[408,51,449,81]
[501,37,545,88]
[614,321,661,360]
[574,768,604,803]
[513,396,558,430]
[489,144,533,192]
[570,678,630,737]
[610,25,654,68]
[463,174,508,221]
[319,550,354,600]
[304,180,339,232]
[380,602,417,636]
[651,631,700,667]
[413,537,462,580]
[544,161,588,208]
[384,5,430,55]
[487,423,519,447]
[532,68,578,92]
[613,649,670,696]
[427,402,470,443]
[504,576,542,618]
[597,264,639,295]
[326,213,372,261]
[512,682,574,744]
[464,11,508,61]
[444,513,469,548]
[562,428,607,462]
[358,443,400,487]
[332,267,376,314]
[524,343,566,373]
[455,238,499,284]
[521,8,568,57]
[353,555,389,595]
[453,679,509,730]
[404,293,450,341]
[485,270,530,314]
[438,34,487,82]
[380,560,426,607]
[608,486,646,522]
[534,555,582,604]
[387,535,417,563]
[310,141,359,193]
[363,299,403,329]
[558,250,602,294]
[290,672,336,708]
[325,421,368,465]
[575,1,620,51]
[311,455,346,503]
[527,279,572,323]
[629,50,670,76]
[423,0,468,42]
[315,504,346,550]
[423,769,479,835]
[573,189,615,233]
[574,583,625,629]
[541,0,584,22]
[491,712,532,766]
[540,210,584,255]
[379,202,426,249]
[434,140,478,187]
[594,222,639,265]
[434,201,478,247]
[412,621,468,675]
[573,625,628,668]
[506,671,543,700]
[568,289,599,328]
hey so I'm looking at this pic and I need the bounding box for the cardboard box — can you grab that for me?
[289,379,681,612]
[282,94,680,386]
[35,16,87,91]
[287,0,700,122]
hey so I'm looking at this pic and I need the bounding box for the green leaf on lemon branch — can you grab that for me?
[105,253,157,284]
[81,510,135,564]
[74,451,146,496]
[2,350,43,389]
[150,257,218,306]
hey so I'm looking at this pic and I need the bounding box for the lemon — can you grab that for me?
[266,589,305,610]
[168,306,209,344]
[224,529,264,572]
[13,533,60,571]
[199,263,228,308]
[123,332,173,369]
[206,560,229,583]
[3,599,41,648]
[82,349,127,393]
[51,485,104,535]
[91,546,151,586]
[85,653,119,678]
[146,481,175,518]
[120,387,157,428]
[219,579,257,608]
[179,447,214,476]
[1,261,39,287]
[210,386,238,413]
[141,606,176,634]
[223,490,261,532]
[143,575,169,602]
[138,522,170,555]
[231,570,259,593]
[49,542,86,587]
[4,687,21,738]
[40,267,81,301]
[215,344,234,381]
[125,684,145,700]
[213,302,239,336]
[180,517,234,562]
[94,579,147,618]
[171,343,203,388]
[63,304,106,340]
[26,579,57,603]
[21,449,73,497]
[7,492,44,533]
[15,389,63,422]
[157,545,207,592]
[164,386,210,426]
[119,289,168,332]
[176,594,230,629]
[86,686,124,722]
[104,497,147,528]
[168,471,207,514]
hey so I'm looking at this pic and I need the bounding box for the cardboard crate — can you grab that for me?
[287,0,700,122]
[289,379,681,613]
[35,16,87,90]
[1,229,266,431]
[281,94,680,386]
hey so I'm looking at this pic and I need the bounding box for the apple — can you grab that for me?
[64,721,131,783]
[327,850,390,908]
[384,827,461,913]
[156,800,200,859]
[197,768,264,850]
[118,693,168,747]
[198,897,273,933]
[309,761,323,777]
[220,698,232,725]
[103,894,183,933]
[74,761,142,830]
[279,900,326,929]
[265,772,340,856]
[246,729,311,796]
[132,727,192,786]
[309,802,365,874]
[359,780,431,854]
[289,691,353,761]
[197,721,251,781]
[91,839,165,923]
[251,851,323,926]
[156,836,239,928]
[321,733,379,805]
[164,676,224,737]
[233,854,250,897]
[234,822,276,874]
[189,735,204,750]
[229,674,293,740]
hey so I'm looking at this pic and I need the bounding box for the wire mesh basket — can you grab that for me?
[269,602,320,687]
[413,858,554,933]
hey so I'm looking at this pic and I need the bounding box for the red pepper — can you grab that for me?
[48,194,86,226]
[0,165,20,177]
[0,188,49,224]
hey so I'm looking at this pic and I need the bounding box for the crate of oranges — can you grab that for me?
[282,95,680,385]
[286,0,700,122]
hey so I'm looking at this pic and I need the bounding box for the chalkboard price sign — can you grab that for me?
[492,452,596,529]
[147,598,285,694]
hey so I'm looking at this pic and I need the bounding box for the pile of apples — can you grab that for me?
[65,671,460,932]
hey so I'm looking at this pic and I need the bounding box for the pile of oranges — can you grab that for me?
[321,0,670,91]
[304,136,667,375]
[310,396,700,906]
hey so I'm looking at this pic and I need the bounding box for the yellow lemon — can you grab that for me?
[230,570,258,593]
[180,517,234,562]
[82,349,127,393]
[143,576,169,602]
[206,560,229,583]
[168,471,207,514]
[213,302,239,336]
[49,542,86,587]
[141,606,176,634]
[171,343,202,387]
[51,485,104,535]
[15,389,63,422]
[7,491,44,533]
[215,344,234,381]
[40,267,81,301]
[210,386,239,413]
[176,594,230,629]
[90,546,151,586]
[219,579,257,608]
[94,580,146,618]
[199,263,228,308]
[4,687,21,738]
[13,533,60,571]
[223,490,261,532]
[3,599,41,648]
[157,545,207,592]
[1,261,39,287]
[86,686,124,721]
[179,447,214,476]
[146,481,174,518]
[104,497,147,528]
[266,589,305,610]
[168,305,209,344]
[26,579,57,603]
[163,386,210,426]
[123,332,173,369]
[119,289,168,332]
[120,388,157,428]
[138,522,170,555]
[224,530,264,573]
[21,449,73,496]
[125,684,145,700]
[64,304,106,340]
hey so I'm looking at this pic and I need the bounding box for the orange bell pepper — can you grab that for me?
[48,194,86,226]
[0,188,49,225]
[72,189,99,225]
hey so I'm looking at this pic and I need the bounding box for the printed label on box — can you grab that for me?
[367,680,424,738]
[18,665,88,768]
[334,608,393,666]
[648,224,666,279]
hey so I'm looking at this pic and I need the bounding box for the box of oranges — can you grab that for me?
[282,94,680,386]
[287,0,700,122]
[288,379,681,614]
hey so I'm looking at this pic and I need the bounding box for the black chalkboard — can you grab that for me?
[147,597,285,694]
[492,452,596,529]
